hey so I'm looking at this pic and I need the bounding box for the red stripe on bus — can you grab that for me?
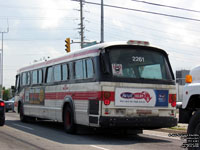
[45,91,115,101]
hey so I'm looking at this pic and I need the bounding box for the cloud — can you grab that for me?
[39,0,68,29]
[3,0,200,88]
[111,19,124,29]
[14,0,78,29]
[46,47,63,58]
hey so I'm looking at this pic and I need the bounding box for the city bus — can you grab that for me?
[14,40,177,133]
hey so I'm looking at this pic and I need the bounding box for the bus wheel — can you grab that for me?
[63,105,76,134]
[19,104,28,122]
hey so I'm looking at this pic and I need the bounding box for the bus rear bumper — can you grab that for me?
[99,116,177,129]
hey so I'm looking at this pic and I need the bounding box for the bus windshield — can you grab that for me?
[108,47,173,80]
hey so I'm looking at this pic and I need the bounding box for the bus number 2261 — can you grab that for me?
[132,56,144,62]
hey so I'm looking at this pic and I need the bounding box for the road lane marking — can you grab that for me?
[13,123,34,130]
[90,145,110,150]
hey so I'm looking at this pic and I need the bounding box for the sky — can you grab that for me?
[1,0,200,88]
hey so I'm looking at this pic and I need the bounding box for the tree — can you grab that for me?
[2,87,11,100]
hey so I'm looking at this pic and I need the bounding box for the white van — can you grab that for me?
[179,65,200,134]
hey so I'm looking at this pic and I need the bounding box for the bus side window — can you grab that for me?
[27,72,31,85]
[32,70,38,84]
[74,60,84,79]
[86,58,94,78]
[62,64,69,81]
[54,65,61,82]
[46,66,53,83]
[15,75,20,92]
[21,72,27,86]
[83,60,86,79]
[38,69,43,84]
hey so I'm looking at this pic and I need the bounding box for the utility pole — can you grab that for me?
[80,0,84,48]
[100,0,104,43]
[0,27,9,99]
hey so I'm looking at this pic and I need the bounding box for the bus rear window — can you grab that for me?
[108,47,173,80]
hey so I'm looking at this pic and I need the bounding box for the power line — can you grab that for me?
[85,5,200,36]
[87,15,200,50]
[131,0,200,13]
[82,1,200,22]
[89,22,200,54]
[86,5,200,33]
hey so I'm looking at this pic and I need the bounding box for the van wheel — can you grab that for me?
[187,110,200,150]
[188,110,200,134]
[63,105,76,134]
[19,104,28,122]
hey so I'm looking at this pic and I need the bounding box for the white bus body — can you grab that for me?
[14,41,177,133]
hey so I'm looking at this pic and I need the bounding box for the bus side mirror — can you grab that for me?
[11,86,16,93]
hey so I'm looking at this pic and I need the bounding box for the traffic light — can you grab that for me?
[65,38,70,53]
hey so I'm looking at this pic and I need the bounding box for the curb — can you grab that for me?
[155,128,187,134]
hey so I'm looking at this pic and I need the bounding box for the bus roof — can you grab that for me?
[17,41,164,74]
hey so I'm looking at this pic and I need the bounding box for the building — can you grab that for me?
[176,70,190,85]
[176,70,190,102]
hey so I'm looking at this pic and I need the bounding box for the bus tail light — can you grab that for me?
[104,99,111,105]
[0,101,5,107]
[103,91,111,105]
[169,94,176,107]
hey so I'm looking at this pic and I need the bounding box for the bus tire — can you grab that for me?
[63,105,76,134]
[19,104,28,123]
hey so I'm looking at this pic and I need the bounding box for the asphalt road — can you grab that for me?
[0,113,185,150]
